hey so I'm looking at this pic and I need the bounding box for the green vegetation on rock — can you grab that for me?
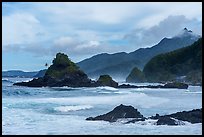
[143,38,202,84]
[126,67,145,83]
[97,75,118,87]
[45,53,82,79]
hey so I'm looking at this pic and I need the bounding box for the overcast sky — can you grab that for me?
[2,2,202,71]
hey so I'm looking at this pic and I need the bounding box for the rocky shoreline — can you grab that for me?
[118,82,188,89]
[86,104,202,126]
[13,53,188,89]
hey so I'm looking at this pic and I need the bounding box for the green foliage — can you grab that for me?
[143,38,202,83]
[126,67,145,83]
[52,53,78,69]
[97,75,113,84]
[45,52,80,79]
[97,74,118,87]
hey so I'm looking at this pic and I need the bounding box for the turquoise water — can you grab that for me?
[2,78,202,135]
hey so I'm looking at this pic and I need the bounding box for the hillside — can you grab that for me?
[77,28,200,80]
[143,38,202,85]
[126,67,145,83]
[33,69,47,78]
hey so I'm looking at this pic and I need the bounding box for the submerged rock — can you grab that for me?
[149,108,202,125]
[86,104,145,122]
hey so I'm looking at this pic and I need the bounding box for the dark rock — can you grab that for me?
[117,84,138,88]
[148,108,202,125]
[14,53,93,87]
[86,104,145,122]
[166,108,202,123]
[95,75,118,88]
[13,53,189,89]
[162,82,188,89]
[14,53,120,88]
[156,116,178,126]
[86,104,201,126]
[149,113,160,120]
[33,69,47,78]
[117,83,186,89]
[14,77,46,87]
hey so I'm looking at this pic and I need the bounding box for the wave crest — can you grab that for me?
[54,105,93,112]
[97,86,118,91]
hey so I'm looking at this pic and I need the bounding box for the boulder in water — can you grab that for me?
[149,108,202,125]
[86,104,145,122]
[156,116,179,126]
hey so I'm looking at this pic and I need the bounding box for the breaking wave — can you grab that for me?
[97,86,118,91]
[54,105,93,112]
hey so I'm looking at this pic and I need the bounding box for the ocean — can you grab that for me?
[2,77,202,135]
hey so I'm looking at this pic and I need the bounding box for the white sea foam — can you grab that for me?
[2,78,9,81]
[97,86,118,91]
[99,91,112,94]
[51,86,83,90]
[54,105,93,112]
[184,91,202,94]
[15,79,33,83]
[133,119,158,125]
[31,92,169,108]
[2,81,202,135]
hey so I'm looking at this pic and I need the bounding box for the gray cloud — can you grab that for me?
[124,15,202,48]
[49,36,106,58]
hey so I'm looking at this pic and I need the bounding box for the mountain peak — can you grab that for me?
[174,28,200,39]
[183,27,193,33]
[183,27,188,31]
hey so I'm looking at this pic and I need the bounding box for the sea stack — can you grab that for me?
[13,53,119,88]
[14,53,93,87]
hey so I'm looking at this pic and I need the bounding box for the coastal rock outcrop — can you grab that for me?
[14,53,119,88]
[86,104,145,122]
[118,82,188,89]
[166,108,202,124]
[13,53,188,89]
[95,75,118,88]
[14,53,93,87]
[86,104,201,126]
[163,82,188,89]
[156,116,181,126]
[149,108,202,125]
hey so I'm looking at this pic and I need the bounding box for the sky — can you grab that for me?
[2,2,202,71]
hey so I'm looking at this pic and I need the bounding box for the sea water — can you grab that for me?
[2,77,202,135]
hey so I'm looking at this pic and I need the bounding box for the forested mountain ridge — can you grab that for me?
[143,38,202,84]
[77,28,200,80]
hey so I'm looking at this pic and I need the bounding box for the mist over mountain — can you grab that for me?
[77,28,201,80]
[33,69,47,78]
